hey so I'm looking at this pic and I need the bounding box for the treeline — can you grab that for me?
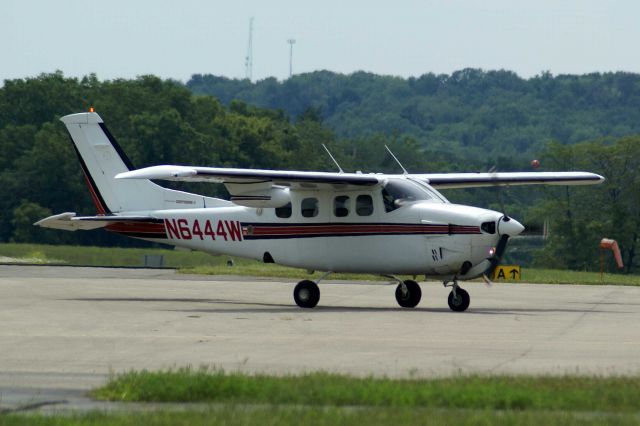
[188,69,640,163]
[0,71,638,272]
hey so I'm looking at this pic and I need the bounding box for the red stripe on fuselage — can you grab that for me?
[244,223,481,238]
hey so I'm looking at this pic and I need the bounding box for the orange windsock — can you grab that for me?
[600,238,624,268]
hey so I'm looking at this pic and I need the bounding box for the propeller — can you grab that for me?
[483,165,524,284]
[483,216,525,284]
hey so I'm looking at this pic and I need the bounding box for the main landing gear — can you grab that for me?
[293,280,320,308]
[293,271,332,308]
[444,278,470,312]
[394,279,422,308]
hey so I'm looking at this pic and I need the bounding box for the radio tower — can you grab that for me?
[287,38,296,78]
[244,18,254,81]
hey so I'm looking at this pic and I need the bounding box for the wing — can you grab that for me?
[412,171,604,189]
[115,165,380,187]
[117,165,603,189]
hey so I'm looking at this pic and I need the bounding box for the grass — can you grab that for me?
[0,243,224,269]
[92,367,640,413]
[518,268,640,286]
[4,368,627,425]
[183,261,385,281]
[3,406,638,426]
[186,262,640,286]
[4,372,640,426]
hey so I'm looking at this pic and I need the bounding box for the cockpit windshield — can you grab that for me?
[382,178,444,212]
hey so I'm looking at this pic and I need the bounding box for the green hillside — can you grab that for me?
[188,69,640,161]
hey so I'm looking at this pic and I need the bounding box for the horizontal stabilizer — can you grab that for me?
[35,212,156,231]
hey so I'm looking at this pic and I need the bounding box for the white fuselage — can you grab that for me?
[127,183,507,278]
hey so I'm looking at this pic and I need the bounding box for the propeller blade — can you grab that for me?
[495,234,510,257]
[486,234,510,277]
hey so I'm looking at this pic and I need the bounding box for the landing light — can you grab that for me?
[489,247,496,256]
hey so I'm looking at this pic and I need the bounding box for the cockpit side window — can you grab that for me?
[481,221,496,234]
[382,179,431,212]
[382,188,398,212]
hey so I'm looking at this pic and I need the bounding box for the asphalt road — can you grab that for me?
[1,265,639,412]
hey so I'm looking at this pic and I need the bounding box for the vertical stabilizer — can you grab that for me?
[61,112,206,213]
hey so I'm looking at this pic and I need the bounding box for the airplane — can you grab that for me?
[36,112,604,311]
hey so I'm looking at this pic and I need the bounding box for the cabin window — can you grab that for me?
[356,195,374,216]
[334,195,350,217]
[275,202,292,218]
[301,197,319,218]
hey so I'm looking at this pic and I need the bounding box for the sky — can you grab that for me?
[1,0,639,84]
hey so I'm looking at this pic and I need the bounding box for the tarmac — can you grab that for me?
[1,264,639,412]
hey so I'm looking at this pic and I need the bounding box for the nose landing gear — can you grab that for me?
[444,279,470,312]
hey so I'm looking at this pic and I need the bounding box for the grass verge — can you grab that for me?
[92,368,640,413]
[185,263,640,286]
[182,261,384,281]
[518,268,640,286]
[3,406,638,426]
[0,243,222,269]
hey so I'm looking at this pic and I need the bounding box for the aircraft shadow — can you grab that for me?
[65,297,630,315]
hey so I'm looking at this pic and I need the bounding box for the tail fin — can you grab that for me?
[62,112,206,213]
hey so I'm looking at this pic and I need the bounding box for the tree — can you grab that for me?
[11,201,53,243]
[534,137,640,272]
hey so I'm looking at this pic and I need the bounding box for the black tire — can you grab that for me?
[395,280,422,308]
[448,288,470,312]
[294,280,320,308]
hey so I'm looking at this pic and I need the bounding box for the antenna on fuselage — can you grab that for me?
[322,144,344,173]
[384,145,408,175]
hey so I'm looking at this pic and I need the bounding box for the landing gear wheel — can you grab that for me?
[294,280,320,308]
[395,280,422,308]
[448,288,470,312]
